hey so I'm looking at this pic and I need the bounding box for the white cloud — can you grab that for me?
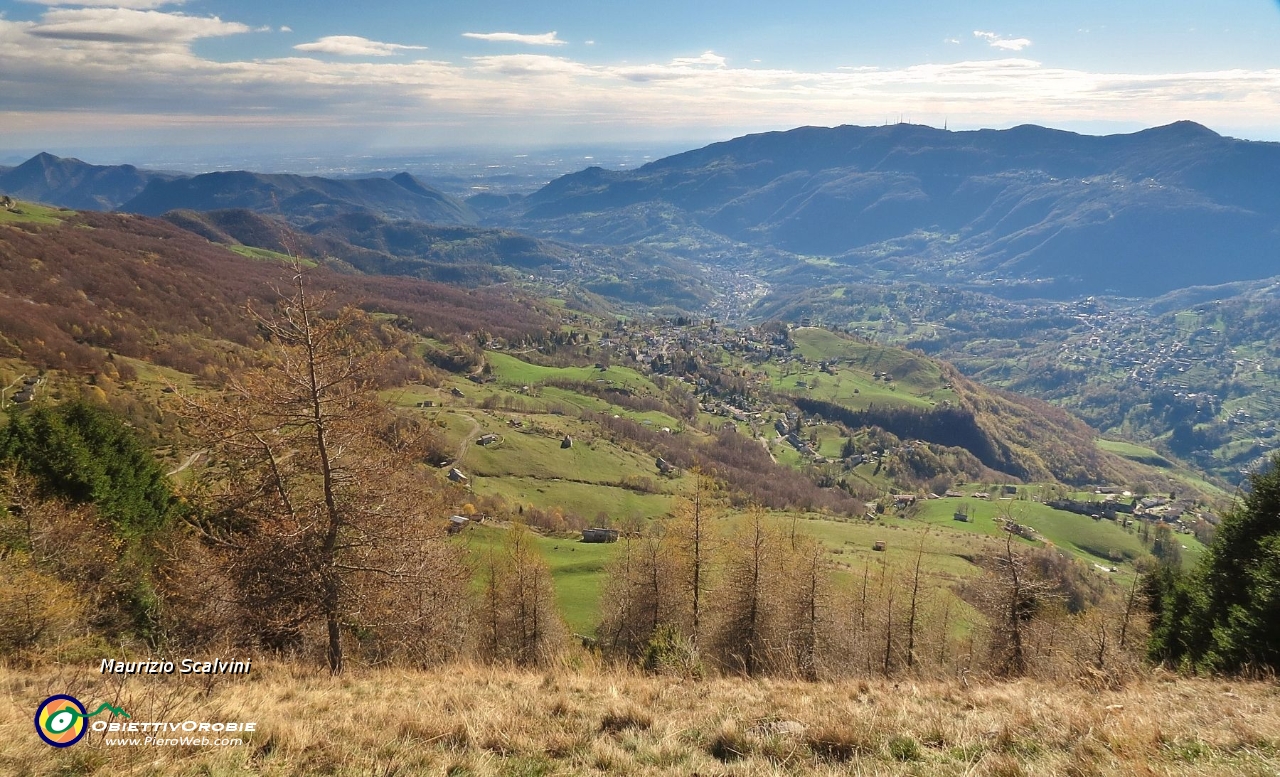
[294,35,426,57]
[22,0,185,8]
[462,31,565,46]
[280,26,292,33]
[1,8,1278,149]
[945,37,960,45]
[28,7,249,44]
[974,30,1031,51]
[671,51,726,68]
[468,54,592,78]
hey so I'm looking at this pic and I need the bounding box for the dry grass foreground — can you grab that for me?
[2,662,1278,776]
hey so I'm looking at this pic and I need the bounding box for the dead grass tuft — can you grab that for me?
[599,705,653,734]
[806,721,882,761]
[983,753,1029,777]
[708,720,751,762]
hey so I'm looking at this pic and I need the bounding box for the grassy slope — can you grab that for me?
[460,524,615,635]
[227,244,317,267]
[769,328,957,410]
[1096,438,1173,468]
[4,663,1277,776]
[383,373,686,523]
[1094,438,1231,501]
[0,202,66,226]
[374,338,1194,636]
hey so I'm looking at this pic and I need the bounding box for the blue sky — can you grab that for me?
[2,0,1279,158]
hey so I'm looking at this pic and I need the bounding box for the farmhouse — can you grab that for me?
[582,527,620,543]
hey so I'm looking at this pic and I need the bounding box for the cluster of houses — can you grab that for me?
[3,375,42,406]
[1053,303,1232,390]
[591,317,797,377]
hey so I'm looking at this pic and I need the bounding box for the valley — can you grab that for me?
[761,280,1280,485]
[0,143,1241,644]
[8,2,1280,772]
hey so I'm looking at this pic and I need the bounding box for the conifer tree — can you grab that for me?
[783,533,833,680]
[476,523,566,666]
[598,527,684,659]
[1146,454,1280,672]
[180,264,467,674]
[709,507,780,676]
[670,467,721,645]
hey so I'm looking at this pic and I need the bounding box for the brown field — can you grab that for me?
[2,662,1278,776]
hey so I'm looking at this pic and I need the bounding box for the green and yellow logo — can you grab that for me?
[34,695,129,748]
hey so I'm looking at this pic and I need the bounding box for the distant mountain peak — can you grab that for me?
[1,152,169,211]
[21,151,75,169]
[388,172,439,198]
[1142,120,1220,140]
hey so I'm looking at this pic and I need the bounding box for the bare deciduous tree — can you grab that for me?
[475,523,566,667]
[971,533,1059,676]
[178,265,468,674]
[784,534,833,680]
[670,466,721,646]
[599,525,684,659]
[905,528,930,670]
[709,506,787,677]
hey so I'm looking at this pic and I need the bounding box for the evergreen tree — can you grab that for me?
[0,400,175,535]
[1146,453,1280,673]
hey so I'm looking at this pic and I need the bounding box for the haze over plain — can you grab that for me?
[2,0,1279,164]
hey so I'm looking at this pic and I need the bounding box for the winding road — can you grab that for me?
[166,449,207,477]
[449,413,482,467]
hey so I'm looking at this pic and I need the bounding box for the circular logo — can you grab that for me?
[35,695,88,748]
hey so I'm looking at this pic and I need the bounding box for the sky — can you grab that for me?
[3,0,1280,162]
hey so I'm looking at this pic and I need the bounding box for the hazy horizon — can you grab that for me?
[2,0,1278,155]
[7,117,1276,186]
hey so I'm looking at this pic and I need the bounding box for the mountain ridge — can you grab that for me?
[158,207,714,309]
[0,152,178,211]
[503,121,1280,298]
[0,152,480,228]
[124,170,477,226]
